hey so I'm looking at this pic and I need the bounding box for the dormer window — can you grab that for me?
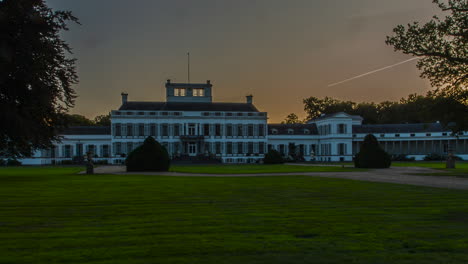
[175,88,186,96]
[304,129,310,134]
[287,129,294,134]
[271,129,278,135]
[193,88,204,96]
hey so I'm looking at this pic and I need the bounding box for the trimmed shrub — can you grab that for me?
[264,150,284,164]
[391,154,415,161]
[126,137,170,172]
[424,153,445,161]
[6,159,22,166]
[424,153,463,161]
[354,134,391,168]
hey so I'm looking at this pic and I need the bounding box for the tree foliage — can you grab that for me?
[386,0,467,96]
[125,137,170,172]
[303,93,468,132]
[94,113,111,126]
[263,149,284,164]
[0,0,79,157]
[354,134,392,168]
[281,113,303,124]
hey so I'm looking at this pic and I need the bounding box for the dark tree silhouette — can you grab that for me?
[281,113,303,124]
[386,0,467,96]
[0,0,79,157]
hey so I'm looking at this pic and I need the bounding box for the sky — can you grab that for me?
[47,0,440,123]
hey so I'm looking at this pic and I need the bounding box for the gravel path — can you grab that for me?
[85,166,468,190]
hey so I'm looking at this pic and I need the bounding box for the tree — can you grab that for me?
[354,134,392,168]
[386,0,467,95]
[0,0,79,157]
[126,137,170,172]
[281,113,303,124]
[65,114,94,126]
[94,113,111,126]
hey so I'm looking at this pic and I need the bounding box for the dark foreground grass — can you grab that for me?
[170,164,362,174]
[1,167,468,264]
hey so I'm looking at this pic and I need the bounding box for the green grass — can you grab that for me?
[169,164,362,174]
[1,167,468,263]
[391,161,468,169]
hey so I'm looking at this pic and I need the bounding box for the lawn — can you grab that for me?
[169,164,362,174]
[1,167,468,263]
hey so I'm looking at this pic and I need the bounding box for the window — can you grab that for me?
[410,133,415,137]
[102,145,110,158]
[304,129,310,134]
[426,133,431,136]
[115,124,121,136]
[64,145,72,158]
[237,142,244,154]
[127,124,133,136]
[380,134,385,138]
[115,142,122,154]
[227,142,233,154]
[127,142,133,154]
[226,113,233,116]
[226,124,233,137]
[193,88,204,96]
[174,88,186,96]
[248,124,254,136]
[162,124,169,136]
[248,142,254,154]
[442,133,448,136]
[188,124,196,136]
[174,124,180,136]
[215,124,221,136]
[138,124,144,136]
[259,124,265,137]
[338,143,347,155]
[395,134,400,137]
[271,129,278,135]
[259,142,265,154]
[338,124,347,134]
[76,143,83,156]
[203,124,210,136]
[237,125,243,136]
[287,129,294,134]
[138,112,144,115]
[215,142,221,154]
[150,124,157,136]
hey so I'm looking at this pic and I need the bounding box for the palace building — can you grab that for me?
[19,80,468,165]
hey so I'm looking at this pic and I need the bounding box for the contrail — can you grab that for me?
[328,57,418,87]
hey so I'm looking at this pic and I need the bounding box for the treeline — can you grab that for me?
[285,92,468,132]
[64,113,111,126]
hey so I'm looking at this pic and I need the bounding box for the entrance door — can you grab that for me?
[188,142,197,156]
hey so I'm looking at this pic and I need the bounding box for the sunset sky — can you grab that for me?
[48,0,440,123]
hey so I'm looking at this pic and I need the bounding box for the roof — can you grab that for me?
[268,123,318,135]
[308,112,363,122]
[60,126,111,135]
[352,123,447,134]
[119,102,259,112]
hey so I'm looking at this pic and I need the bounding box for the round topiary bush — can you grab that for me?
[354,134,391,168]
[264,149,284,164]
[126,137,170,172]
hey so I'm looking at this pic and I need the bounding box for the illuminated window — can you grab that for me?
[174,88,186,96]
[193,88,204,96]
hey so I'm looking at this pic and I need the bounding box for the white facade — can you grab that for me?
[18,82,468,165]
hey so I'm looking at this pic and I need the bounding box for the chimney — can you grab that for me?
[246,94,253,104]
[121,92,128,104]
[166,79,171,84]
